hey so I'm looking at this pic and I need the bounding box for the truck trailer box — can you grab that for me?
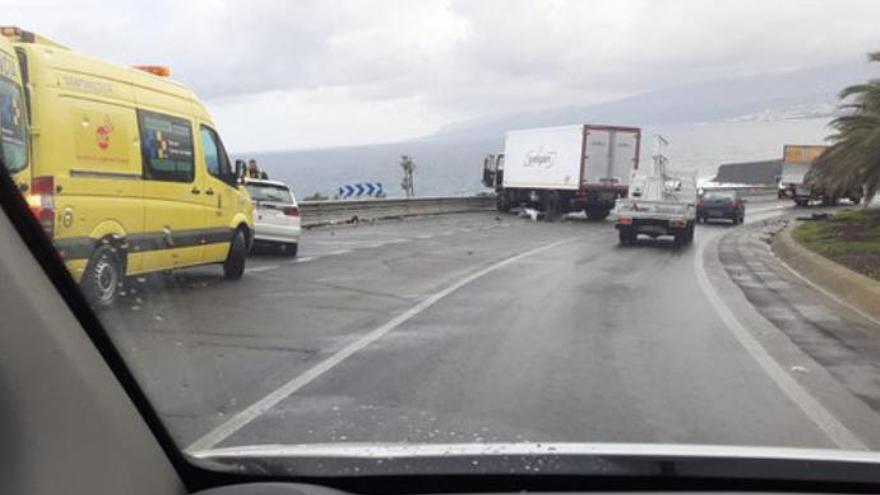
[502,124,641,191]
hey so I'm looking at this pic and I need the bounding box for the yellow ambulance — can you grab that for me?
[1,27,253,306]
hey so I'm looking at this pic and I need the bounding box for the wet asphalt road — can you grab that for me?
[98,200,880,453]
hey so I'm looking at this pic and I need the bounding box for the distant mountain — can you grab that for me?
[431,59,874,140]
[250,58,872,198]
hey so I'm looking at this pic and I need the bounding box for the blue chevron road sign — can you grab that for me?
[337,182,383,198]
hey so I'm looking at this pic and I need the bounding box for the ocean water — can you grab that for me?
[235,118,832,200]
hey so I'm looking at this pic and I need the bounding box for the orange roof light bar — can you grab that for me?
[133,65,171,77]
[0,26,36,42]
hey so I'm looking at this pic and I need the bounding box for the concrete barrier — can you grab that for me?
[773,224,880,324]
[300,196,495,228]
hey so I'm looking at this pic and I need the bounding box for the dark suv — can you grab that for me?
[697,190,745,224]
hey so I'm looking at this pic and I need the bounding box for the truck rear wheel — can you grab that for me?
[543,192,559,222]
[673,234,685,248]
[795,199,808,207]
[585,208,610,221]
[822,195,839,207]
[618,229,636,246]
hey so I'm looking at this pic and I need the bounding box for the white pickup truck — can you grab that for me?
[613,136,697,247]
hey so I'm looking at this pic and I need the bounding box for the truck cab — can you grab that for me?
[481,153,504,190]
[482,153,509,211]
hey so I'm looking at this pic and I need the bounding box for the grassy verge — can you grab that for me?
[792,208,880,281]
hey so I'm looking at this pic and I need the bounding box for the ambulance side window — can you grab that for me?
[137,109,194,182]
[0,76,27,173]
[199,125,231,179]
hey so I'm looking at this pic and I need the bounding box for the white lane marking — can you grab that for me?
[314,239,407,246]
[245,265,279,274]
[325,249,352,256]
[694,237,867,450]
[415,234,434,239]
[290,256,315,263]
[185,238,574,453]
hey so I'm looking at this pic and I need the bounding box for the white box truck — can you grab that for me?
[481,124,641,220]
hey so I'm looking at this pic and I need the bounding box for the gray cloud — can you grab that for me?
[8,0,880,148]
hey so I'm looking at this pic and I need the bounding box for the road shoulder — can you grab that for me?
[773,222,880,325]
[704,220,880,449]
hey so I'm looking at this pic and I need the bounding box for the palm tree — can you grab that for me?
[810,52,880,204]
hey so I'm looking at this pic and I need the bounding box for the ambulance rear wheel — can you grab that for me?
[82,244,123,307]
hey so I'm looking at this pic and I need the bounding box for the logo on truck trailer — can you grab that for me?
[524,147,557,169]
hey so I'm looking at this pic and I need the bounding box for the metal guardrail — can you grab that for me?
[300,196,495,227]
[702,185,779,203]
[300,186,782,227]
[702,185,778,197]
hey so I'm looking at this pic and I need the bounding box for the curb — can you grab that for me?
[772,222,880,325]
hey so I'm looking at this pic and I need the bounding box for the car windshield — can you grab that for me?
[5,0,880,484]
[246,182,294,204]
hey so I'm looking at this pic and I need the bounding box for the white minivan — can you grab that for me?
[244,178,301,256]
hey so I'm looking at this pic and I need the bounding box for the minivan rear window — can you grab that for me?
[704,191,735,200]
[137,110,194,182]
[245,182,294,204]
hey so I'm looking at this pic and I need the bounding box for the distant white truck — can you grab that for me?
[482,124,641,220]
[613,136,697,247]
[777,144,862,207]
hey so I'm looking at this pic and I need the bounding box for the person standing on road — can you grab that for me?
[246,158,269,179]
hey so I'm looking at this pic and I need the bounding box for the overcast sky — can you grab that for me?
[7,0,880,151]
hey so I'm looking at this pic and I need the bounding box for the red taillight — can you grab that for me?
[697,200,704,208]
[27,176,55,237]
[730,201,739,209]
[283,206,300,217]
[617,216,633,225]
